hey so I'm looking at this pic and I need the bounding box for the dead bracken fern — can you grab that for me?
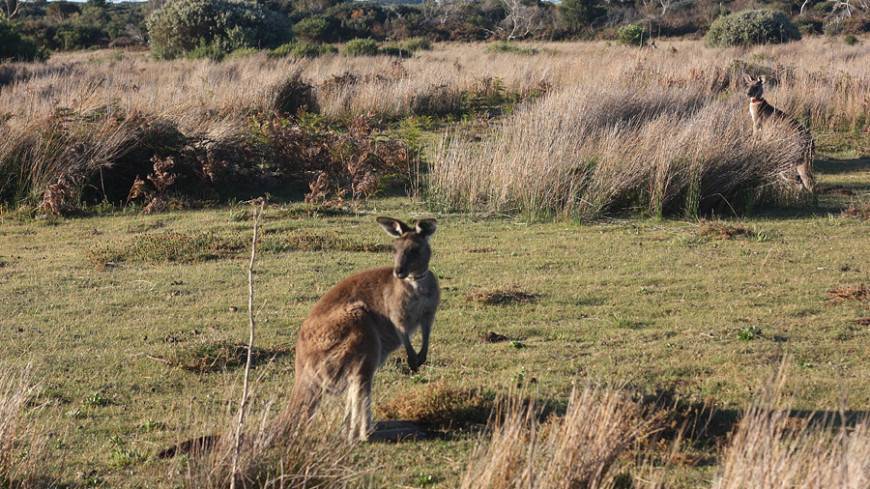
[826,284,869,303]
[378,381,494,430]
[466,287,539,305]
[461,386,654,489]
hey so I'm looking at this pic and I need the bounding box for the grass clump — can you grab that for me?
[486,42,538,55]
[713,370,870,489]
[460,386,653,489]
[270,41,337,59]
[466,287,539,305]
[378,381,494,430]
[841,202,870,220]
[1,366,50,488]
[343,38,380,57]
[705,9,801,48]
[87,231,246,268]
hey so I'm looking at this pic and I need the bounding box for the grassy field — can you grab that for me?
[1,148,868,486]
[1,37,869,487]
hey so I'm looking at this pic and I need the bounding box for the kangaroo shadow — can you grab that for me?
[814,156,870,175]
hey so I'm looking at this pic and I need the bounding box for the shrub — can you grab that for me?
[400,37,431,52]
[146,0,290,60]
[292,15,336,43]
[343,38,379,56]
[486,41,538,55]
[616,23,647,46]
[0,21,45,62]
[705,9,801,47]
[270,41,337,58]
[844,34,859,46]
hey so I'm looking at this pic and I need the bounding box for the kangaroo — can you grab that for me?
[288,217,439,441]
[744,75,816,192]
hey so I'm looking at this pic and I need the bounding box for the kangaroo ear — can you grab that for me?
[377,217,411,238]
[415,218,437,237]
[760,75,767,84]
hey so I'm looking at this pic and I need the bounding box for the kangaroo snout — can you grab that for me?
[394,268,408,279]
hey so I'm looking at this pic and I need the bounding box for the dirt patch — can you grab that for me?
[467,247,496,254]
[697,222,758,240]
[466,287,539,305]
[161,341,292,374]
[262,230,391,253]
[826,284,869,303]
[841,202,870,221]
[855,318,870,326]
[377,381,494,430]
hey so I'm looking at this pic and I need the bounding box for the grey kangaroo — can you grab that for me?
[289,217,439,441]
[745,75,816,192]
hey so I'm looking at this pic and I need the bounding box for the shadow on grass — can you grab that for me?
[813,156,870,175]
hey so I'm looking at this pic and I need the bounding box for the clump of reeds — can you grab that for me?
[713,371,870,489]
[429,84,806,220]
[1,365,51,489]
[460,386,654,489]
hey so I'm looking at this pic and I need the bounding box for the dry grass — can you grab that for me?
[377,381,494,430]
[460,386,654,489]
[713,373,870,489]
[0,366,50,489]
[162,341,292,374]
[177,398,365,489]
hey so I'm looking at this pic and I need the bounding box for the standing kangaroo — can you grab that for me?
[744,75,816,192]
[289,217,439,441]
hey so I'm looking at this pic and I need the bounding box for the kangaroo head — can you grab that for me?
[376,216,437,280]
[744,75,765,99]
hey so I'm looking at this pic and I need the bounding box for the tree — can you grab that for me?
[1,0,20,20]
[558,0,605,32]
[499,0,550,39]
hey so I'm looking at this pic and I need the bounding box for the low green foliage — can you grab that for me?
[705,9,801,47]
[270,41,337,58]
[0,20,45,61]
[146,0,290,60]
[343,38,379,57]
[616,23,647,46]
[486,41,538,55]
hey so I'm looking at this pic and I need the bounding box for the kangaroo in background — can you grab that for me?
[289,217,439,441]
[744,75,816,192]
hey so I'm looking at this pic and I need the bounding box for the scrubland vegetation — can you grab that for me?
[0,6,868,488]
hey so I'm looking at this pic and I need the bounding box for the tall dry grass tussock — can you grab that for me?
[177,397,367,489]
[713,371,870,489]
[0,365,51,489]
[461,386,654,489]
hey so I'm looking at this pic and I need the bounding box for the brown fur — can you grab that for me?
[744,75,816,192]
[288,217,440,441]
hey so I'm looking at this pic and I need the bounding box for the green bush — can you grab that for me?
[486,41,537,55]
[0,21,46,62]
[343,38,379,56]
[146,0,290,60]
[270,41,337,59]
[401,37,431,52]
[616,24,647,46]
[844,34,859,46]
[705,9,801,47]
[292,16,336,43]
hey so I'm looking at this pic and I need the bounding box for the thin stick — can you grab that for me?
[230,197,265,489]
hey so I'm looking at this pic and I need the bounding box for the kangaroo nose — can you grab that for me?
[394,269,408,279]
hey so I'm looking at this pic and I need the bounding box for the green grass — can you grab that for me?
[0,153,868,486]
